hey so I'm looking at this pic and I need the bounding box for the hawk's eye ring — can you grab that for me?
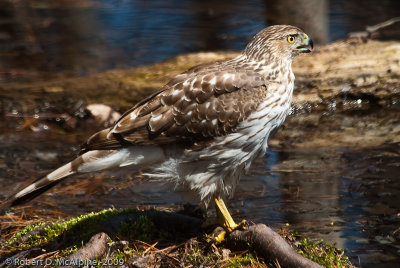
[287,36,296,44]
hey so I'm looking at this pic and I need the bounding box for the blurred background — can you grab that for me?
[1,1,400,267]
[0,0,399,83]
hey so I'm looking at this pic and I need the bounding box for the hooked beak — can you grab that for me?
[296,33,313,53]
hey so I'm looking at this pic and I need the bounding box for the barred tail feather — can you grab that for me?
[1,147,166,210]
[1,161,77,209]
[0,149,109,209]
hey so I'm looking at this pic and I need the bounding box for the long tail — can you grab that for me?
[1,147,165,210]
[1,158,81,209]
[1,149,125,209]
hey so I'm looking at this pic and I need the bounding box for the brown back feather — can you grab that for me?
[81,59,270,153]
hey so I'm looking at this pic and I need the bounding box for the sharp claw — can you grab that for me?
[205,197,249,243]
[237,219,248,230]
[214,230,226,244]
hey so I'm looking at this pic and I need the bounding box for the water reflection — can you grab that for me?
[1,110,400,266]
[231,144,400,267]
[0,0,265,82]
[1,0,400,83]
[1,0,400,266]
[234,148,347,250]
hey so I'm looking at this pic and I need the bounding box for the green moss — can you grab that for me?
[117,215,173,242]
[296,237,352,268]
[186,248,203,263]
[4,209,354,267]
[7,222,45,246]
[177,244,219,266]
[117,215,156,241]
[6,208,138,250]
[229,252,255,267]
[60,245,79,256]
[228,252,267,267]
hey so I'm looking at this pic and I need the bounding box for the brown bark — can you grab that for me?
[63,213,322,267]
[61,232,109,268]
[3,212,325,267]
[225,224,322,268]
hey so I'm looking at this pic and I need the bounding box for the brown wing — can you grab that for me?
[81,66,267,153]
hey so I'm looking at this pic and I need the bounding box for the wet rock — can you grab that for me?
[85,104,121,126]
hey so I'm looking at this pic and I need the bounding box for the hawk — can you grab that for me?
[2,25,313,240]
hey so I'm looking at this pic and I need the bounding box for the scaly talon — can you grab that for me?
[211,197,247,242]
[236,219,248,230]
[215,230,226,243]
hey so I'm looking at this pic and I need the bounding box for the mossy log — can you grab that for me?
[61,232,109,268]
[3,211,324,267]
[225,224,322,268]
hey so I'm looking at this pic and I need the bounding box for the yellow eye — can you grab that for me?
[287,36,296,44]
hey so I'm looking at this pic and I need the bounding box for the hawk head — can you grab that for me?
[243,25,313,62]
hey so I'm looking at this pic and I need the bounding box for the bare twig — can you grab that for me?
[349,17,400,39]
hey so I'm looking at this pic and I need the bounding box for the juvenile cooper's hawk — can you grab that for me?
[2,25,313,238]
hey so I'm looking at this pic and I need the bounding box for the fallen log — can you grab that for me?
[2,210,330,267]
[225,224,322,268]
[62,211,321,267]
[61,232,110,268]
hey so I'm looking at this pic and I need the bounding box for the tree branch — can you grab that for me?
[225,224,322,268]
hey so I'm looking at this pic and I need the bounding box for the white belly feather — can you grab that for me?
[145,82,294,205]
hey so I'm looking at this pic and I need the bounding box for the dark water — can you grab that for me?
[1,0,399,83]
[1,110,399,267]
[1,0,400,267]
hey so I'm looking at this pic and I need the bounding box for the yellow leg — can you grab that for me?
[213,197,247,242]
[214,197,238,232]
